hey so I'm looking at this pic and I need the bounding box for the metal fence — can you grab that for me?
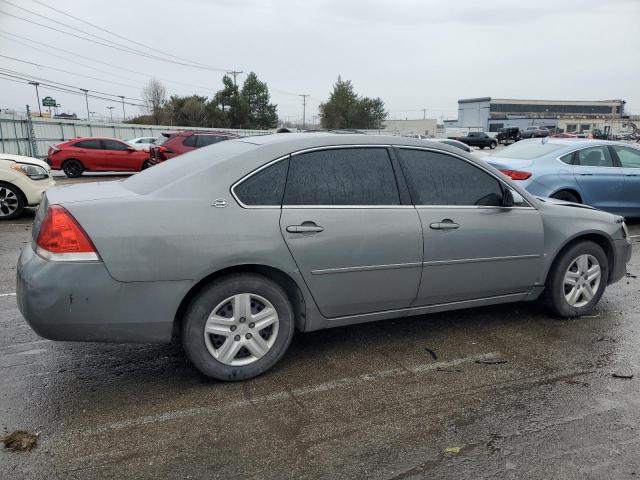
[0,113,272,159]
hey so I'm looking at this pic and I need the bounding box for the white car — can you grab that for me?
[126,137,158,149]
[0,153,55,219]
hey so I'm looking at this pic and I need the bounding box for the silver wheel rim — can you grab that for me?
[563,254,601,308]
[204,293,279,366]
[0,186,19,217]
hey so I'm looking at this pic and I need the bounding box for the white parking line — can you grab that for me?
[98,352,501,433]
[0,293,16,297]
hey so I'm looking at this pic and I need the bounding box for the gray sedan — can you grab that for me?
[17,134,632,380]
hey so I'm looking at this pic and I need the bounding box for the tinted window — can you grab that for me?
[234,158,289,206]
[559,152,574,164]
[613,146,640,168]
[183,135,198,147]
[102,139,129,151]
[575,146,614,167]
[197,135,226,147]
[399,149,503,206]
[74,139,102,149]
[283,148,400,206]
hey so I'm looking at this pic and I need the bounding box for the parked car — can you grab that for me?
[487,138,640,217]
[520,126,550,139]
[496,127,521,144]
[449,131,498,149]
[47,137,151,177]
[551,132,578,138]
[17,134,631,380]
[149,131,240,165]
[127,136,158,149]
[0,153,55,219]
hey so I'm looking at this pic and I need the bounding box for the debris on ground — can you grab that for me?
[443,447,462,456]
[436,367,462,373]
[611,371,634,379]
[424,347,437,360]
[2,430,39,451]
[475,357,508,365]
[625,272,637,279]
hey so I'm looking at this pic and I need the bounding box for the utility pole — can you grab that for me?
[80,88,90,121]
[54,103,60,116]
[422,108,427,120]
[29,82,42,116]
[118,95,126,120]
[299,94,309,128]
[106,106,114,122]
[226,70,243,87]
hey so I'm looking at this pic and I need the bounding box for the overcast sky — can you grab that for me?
[0,0,638,123]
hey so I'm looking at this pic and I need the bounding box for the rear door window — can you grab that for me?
[575,146,614,167]
[398,149,504,206]
[283,148,400,206]
[101,139,129,151]
[73,139,102,149]
[182,135,198,147]
[196,135,226,147]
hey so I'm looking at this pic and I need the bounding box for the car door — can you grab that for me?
[611,144,640,217]
[280,146,423,318]
[73,139,105,170]
[396,147,544,306]
[101,139,136,171]
[573,145,625,213]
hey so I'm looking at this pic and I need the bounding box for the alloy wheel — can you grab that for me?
[0,186,19,217]
[563,254,601,308]
[204,293,279,366]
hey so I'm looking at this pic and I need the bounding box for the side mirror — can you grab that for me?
[502,188,515,207]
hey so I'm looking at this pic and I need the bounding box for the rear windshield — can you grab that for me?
[123,140,256,195]
[492,142,566,160]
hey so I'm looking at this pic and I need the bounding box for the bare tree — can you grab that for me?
[142,78,166,125]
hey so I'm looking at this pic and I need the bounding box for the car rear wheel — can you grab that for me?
[182,274,295,381]
[141,160,151,170]
[62,159,84,178]
[490,142,497,149]
[544,241,608,317]
[0,182,25,220]
[551,190,580,203]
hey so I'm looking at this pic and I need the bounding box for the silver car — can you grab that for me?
[17,134,632,380]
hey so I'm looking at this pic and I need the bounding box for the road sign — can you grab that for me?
[42,96,56,107]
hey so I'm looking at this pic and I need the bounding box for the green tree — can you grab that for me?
[241,72,278,129]
[319,77,387,129]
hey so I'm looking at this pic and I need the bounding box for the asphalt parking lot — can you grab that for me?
[1,172,639,479]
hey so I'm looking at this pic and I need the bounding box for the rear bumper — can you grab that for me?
[609,238,632,284]
[16,242,192,343]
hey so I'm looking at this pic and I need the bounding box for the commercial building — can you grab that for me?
[381,118,438,137]
[444,97,626,132]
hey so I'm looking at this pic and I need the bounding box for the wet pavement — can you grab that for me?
[1,176,639,479]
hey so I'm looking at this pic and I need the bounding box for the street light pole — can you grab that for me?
[118,95,126,120]
[80,88,90,121]
[299,94,309,128]
[29,81,42,116]
[106,106,114,122]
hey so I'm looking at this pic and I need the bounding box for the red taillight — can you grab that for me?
[158,146,168,153]
[48,146,61,155]
[500,169,532,181]
[36,205,99,261]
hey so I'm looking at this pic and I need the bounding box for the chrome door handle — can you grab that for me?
[430,219,459,230]
[286,223,324,233]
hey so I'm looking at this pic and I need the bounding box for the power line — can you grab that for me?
[29,0,212,69]
[0,9,231,72]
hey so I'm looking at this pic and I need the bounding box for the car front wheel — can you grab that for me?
[182,274,295,381]
[545,241,608,317]
[0,182,25,219]
[490,142,497,149]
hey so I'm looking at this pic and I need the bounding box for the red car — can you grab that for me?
[47,137,151,178]
[149,131,240,165]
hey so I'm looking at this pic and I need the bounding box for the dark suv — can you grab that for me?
[149,131,240,165]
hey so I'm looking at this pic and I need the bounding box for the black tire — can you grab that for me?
[141,160,151,170]
[490,142,497,149]
[0,182,26,220]
[479,145,485,149]
[182,274,295,381]
[551,190,580,203]
[544,241,608,317]
[62,159,84,178]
